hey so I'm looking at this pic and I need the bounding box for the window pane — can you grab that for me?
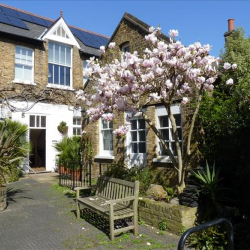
[15,64,23,80]
[30,115,35,127]
[60,66,65,85]
[138,119,145,129]
[54,64,59,84]
[26,50,32,65]
[171,142,177,156]
[15,47,21,62]
[54,43,59,64]
[109,121,113,129]
[174,114,181,126]
[103,130,113,150]
[48,63,53,83]
[36,116,40,127]
[65,47,71,66]
[131,143,137,153]
[65,67,70,86]
[23,66,32,81]
[139,142,146,153]
[21,49,26,64]
[160,129,169,141]
[49,43,53,62]
[61,27,65,38]
[131,131,137,141]
[131,120,137,130]
[60,46,65,65]
[73,128,81,136]
[159,116,168,127]
[41,116,46,127]
[178,128,182,139]
[160,142,169,155]
[139,131,145,141]
[102,120,108,129]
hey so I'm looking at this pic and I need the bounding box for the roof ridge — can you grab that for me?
[0,3,109,39]
[68,24,109,39]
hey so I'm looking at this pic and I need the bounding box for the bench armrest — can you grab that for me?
[74,185,97,199]
[106,196,136,204]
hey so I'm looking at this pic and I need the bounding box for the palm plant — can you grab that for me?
[191,162,224,220]
[0,119,30,185]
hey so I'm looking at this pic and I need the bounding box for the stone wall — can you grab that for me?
[138,198,197,234]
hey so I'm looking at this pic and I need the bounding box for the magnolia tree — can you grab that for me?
[76,27,236,192]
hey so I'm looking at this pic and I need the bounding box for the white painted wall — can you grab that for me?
[11,101,81,172]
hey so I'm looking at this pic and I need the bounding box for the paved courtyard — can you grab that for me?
[0,173,185,250]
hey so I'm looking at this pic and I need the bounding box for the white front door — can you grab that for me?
[126,117,147,168]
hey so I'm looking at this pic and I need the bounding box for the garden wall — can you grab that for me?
[138,198,197,234]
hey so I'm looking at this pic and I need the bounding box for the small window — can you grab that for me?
[130,118,146,153]
[73,117,81,136]
[48,42,71,87]
[15,46,34,83]
[29,115,46,128]
[120,42,130,61]
[100,119,113,154]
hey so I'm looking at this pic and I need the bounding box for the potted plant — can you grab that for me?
[54,136,82,181]
[57,121,68,136]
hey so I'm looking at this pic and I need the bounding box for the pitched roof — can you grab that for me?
[109,12,170,44]
[0,3,109,56]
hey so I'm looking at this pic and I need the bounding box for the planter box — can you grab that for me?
[0,186,7,211]
[138,198,197,234]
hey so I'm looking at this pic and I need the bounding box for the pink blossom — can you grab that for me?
[102,113,115,121]
[182,97,189,105]
[100,46,105,54]
[232,63,237,70]
[169,29,179,37]
[108,42,116,49]
[113,125,129,137]
[226,78,234,85]
[223,62,231,70]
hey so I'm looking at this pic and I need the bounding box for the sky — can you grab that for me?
[1,0,250,57]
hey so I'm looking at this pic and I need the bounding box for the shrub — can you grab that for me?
[158,220,168,231]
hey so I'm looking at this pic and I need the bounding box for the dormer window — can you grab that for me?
[53,26,69,39]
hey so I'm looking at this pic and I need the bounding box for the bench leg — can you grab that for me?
[133,212,138,235]
[109,203,115,241]
[76,200,80,219]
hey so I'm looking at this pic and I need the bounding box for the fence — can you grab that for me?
[58,160,92,189]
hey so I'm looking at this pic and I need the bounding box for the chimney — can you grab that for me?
[228,19,234,31]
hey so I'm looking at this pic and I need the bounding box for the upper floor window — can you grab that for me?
[100,119,113,155]
[83,60,89,86]
[48,42,71,87]
[53,26,69,39]
[73,117,81,136]
[120,42,130,61]
[15,46,34,83]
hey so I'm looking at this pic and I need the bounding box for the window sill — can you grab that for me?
[13,79,36,86]
[47,83,74,91]
[95,155,114,160]
[153,156,173,163]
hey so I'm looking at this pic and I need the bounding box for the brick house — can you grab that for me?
[0,3,108,172]
[84,13,193,178]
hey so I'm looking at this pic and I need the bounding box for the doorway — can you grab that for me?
[29,129,46,170]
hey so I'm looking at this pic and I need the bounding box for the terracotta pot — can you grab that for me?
[59,166,70,175]
[71,169,81,181]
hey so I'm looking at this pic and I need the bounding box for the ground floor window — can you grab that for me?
[73,117,81,136]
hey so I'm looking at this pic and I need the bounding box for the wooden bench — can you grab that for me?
[75,176,139,240]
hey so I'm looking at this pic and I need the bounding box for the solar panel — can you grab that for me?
[15,11,34,23]
[8,16,28,29]
[44,19,53,27]
[0,6,19,18]
[30,15,48,27]
[0,13,11,25]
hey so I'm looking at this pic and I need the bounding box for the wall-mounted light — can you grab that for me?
[81,107,86,118]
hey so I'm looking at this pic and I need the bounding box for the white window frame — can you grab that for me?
[154,105,182,163]
[120,42,130,61]
[29,115,46,129]
[14,45,34,84]
[47,41,73,89]
[99,118,113,156]
[73,116,82,136]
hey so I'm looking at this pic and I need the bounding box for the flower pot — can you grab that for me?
[0,186,7,211]
[71,169,81,181]
[59,166,70,175]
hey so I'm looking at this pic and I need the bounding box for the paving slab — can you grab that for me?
[0,173,187,250]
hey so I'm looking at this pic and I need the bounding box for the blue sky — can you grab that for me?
[1,1,250,57]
